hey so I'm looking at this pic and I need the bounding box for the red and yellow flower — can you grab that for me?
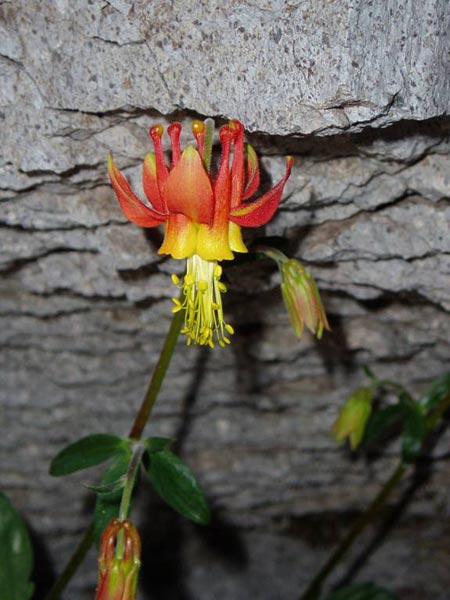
[108,119,293,347]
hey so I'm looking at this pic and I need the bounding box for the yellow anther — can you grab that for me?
[176,255,234,348]
[225,324,234,335]
[171,274,180,286]
[171,297,182,312]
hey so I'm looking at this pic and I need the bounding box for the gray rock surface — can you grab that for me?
[1,2,449,599]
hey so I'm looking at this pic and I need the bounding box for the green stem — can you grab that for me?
[44,308,184,599]
[44,521,95,600]
[299,393,450,600]
[119,444,145,522]
[116,443,145,558]
[300,463,406,600]
[129,308,184,440]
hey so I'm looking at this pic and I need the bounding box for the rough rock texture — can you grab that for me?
[1,2,449,599]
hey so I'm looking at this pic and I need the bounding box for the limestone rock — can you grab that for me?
[1,2,449,599]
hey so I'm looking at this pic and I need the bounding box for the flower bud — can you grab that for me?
[333,387,373,450]
[279,257,330,339]
[96,518,141,600]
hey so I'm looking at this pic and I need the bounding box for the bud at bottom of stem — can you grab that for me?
[96,519,141,600]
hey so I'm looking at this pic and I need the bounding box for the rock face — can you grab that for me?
[1,2,449,599]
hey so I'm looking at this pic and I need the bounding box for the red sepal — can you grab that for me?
[230,156,293,227]
[108,154,166,227]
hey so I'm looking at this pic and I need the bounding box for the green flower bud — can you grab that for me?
[333,387,374,450]
[257,248,330,340]
[280,258,330,339]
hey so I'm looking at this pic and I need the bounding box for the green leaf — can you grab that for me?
[418,372,450,414]
[364,404,405,444]
[93,452,131,547]
[143,436,174,454]
[402,403,427,464]
[50,434,130,477]
[325,582,398,600]
[147,451,211,525]
[0,493,34,600]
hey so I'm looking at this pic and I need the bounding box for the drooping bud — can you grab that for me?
[95,519,141,600]
[333,387,374,450]
[280,258,330,339]
[257,248,330,340]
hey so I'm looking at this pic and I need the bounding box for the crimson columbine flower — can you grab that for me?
[108,119,293,347]
[96,518,141,600]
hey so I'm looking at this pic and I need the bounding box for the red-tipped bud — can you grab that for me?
[95,519,141,600]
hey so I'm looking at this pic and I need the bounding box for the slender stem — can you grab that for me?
[119,445,145,523]
[299,393,450,600]
[129,308,184,440]
[44,521,95,600]
[425,393,450,430]
[44,308,184,599]
[116,443,145,558]
[300,464,406,600]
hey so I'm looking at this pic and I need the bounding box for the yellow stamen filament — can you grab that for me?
[171,255,234,348]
